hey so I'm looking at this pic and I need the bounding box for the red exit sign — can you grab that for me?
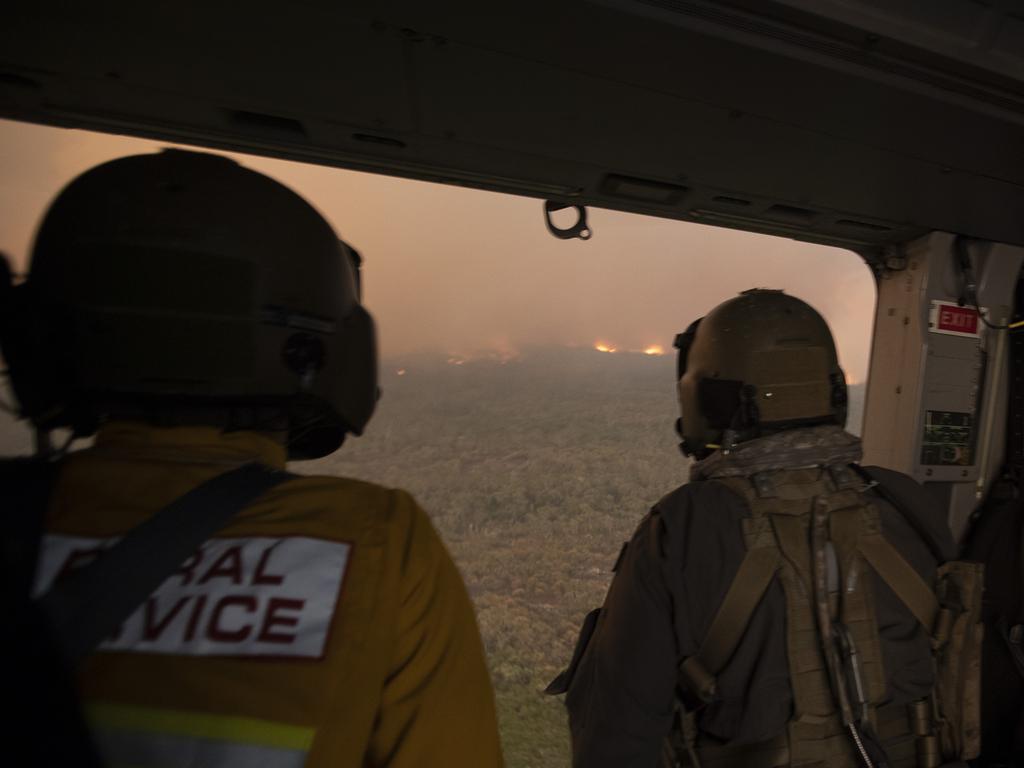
[930,301,981,337]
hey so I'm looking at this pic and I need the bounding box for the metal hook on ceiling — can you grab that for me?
[544,200,591,241]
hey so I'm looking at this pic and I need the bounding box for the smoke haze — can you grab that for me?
[0,118,879,766]
[0,119,876,382]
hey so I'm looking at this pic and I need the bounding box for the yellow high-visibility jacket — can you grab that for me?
[38,422,504,768]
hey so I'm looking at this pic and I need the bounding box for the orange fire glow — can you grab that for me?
[396,368,407,376]
[643,345,665,356]
[594,342,617,353]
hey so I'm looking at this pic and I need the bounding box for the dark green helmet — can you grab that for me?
[7,149,377,459]
[673,289,847,458]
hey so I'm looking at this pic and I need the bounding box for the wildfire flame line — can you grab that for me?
[594,341,664,355]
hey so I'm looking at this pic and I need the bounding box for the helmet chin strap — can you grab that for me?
[674,417,703,458]
[720,430,741,454]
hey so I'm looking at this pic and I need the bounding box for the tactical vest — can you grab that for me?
[664,465,983,768]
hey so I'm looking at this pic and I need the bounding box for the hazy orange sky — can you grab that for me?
[0,118,876,382]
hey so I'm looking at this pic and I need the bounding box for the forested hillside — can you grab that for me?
[300,347,685,766]
[301,348,865,766]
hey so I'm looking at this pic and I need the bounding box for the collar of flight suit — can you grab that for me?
[91,421,288,469]
[690,424,863,481]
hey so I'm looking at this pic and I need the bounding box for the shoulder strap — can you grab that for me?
[678,484,782,701]
[858,530,939,632]
[850,464,949,564]
[679,544,781,701]
[843,466,943,633]
[39,462,293,666]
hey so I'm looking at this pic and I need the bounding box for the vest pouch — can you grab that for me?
[546,607,601,695]
[932,561,984,761]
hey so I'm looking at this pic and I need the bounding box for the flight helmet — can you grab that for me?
[5,149,377,459]
[673,289,847,458]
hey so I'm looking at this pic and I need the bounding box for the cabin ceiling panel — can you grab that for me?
[1,0,1022,252]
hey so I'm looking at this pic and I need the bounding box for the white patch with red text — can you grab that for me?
[34,535,350,658]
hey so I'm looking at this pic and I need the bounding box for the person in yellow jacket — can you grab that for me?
[6,149,504,767]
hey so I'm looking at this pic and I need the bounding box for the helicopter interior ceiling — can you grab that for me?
[2,0,1023,261]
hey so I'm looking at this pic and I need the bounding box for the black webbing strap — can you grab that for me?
[1,457,61,609]
[1010,287,1024,671]
[39,462,292,667]
[2,457,102,766]
[1010,278,1024,629]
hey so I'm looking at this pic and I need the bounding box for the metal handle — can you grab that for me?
[543,201,591,240]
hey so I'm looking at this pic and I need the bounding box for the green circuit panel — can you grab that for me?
[920,410,974,466]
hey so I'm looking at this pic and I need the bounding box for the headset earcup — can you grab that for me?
[674,318,702,380]
[335,305,378,436]
[673,319,703,457]
[287,306,378,460]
